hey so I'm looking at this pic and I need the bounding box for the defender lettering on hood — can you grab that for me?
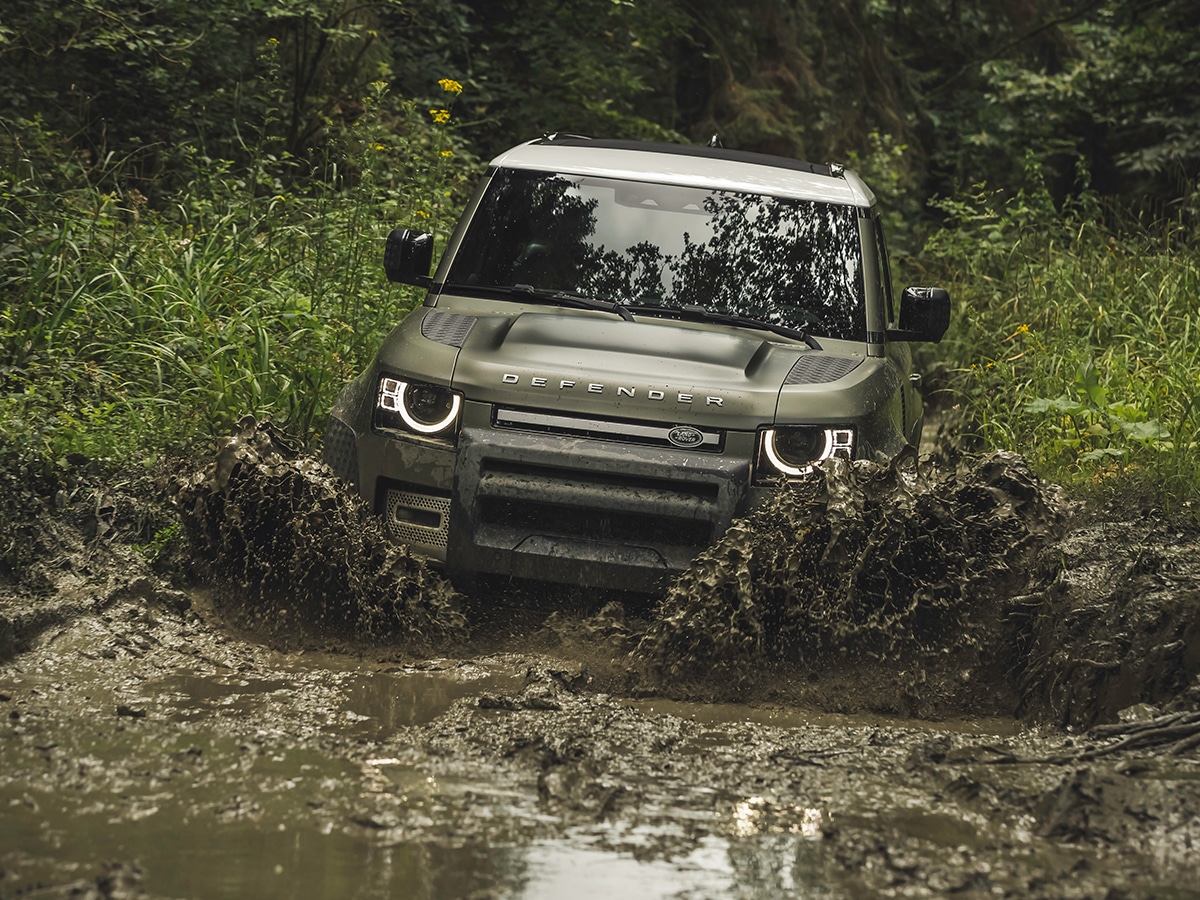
[326,134,950,594]
[500,373,725,407]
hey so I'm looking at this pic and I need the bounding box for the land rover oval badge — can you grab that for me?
[667,425,704,448]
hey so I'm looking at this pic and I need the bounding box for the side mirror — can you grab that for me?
[383,228,434,286]
[887,286,950,343]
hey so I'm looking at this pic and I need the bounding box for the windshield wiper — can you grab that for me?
[627,304,822,349]
[510,284,635,322]
[437,281,636,322]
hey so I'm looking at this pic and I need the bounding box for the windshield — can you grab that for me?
[445,168,867,341]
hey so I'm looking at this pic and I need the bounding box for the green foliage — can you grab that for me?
[922,156,1200,508]
[1023,358,1172,463]
[0,76,468,464]
[136,522,181,564]
[846,131,924,255]
[899,0,1200,220]
[393,0,689,155]
[0,0,420,190]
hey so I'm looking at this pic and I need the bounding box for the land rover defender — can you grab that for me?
[324,135,950,593]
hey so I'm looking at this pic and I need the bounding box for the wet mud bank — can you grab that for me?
[3,423,1200,898]
[635,451,1200,730]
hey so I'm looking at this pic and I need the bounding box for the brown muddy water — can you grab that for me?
[2,423,1200,898]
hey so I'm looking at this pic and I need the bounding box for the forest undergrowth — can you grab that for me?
[920,156,1200,511]
[0,73,471,469]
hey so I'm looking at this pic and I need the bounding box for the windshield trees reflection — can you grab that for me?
[447,169,866,341]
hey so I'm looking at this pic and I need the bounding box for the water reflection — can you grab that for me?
[730,796,826,839]
[149,660,526,740]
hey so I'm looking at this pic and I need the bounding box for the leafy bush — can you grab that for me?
[0,75,471,465]
[922,154,1200,509]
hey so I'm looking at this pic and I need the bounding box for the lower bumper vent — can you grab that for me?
[385,488,450,550]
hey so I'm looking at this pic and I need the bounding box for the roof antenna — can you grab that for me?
[707,134,723,148]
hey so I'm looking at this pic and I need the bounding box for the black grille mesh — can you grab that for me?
[421,310,476,347]
[323,417,358,486]
[783,355,862,385]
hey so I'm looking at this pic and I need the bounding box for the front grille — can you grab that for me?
[473,459,722,558]
[493,407,724,452]
[480,496,712,548]
[482,459,721,501]
[385,488,451,549]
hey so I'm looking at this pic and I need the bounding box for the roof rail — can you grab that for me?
[540,132,592,143]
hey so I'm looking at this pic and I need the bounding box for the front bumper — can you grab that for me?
[328,406,754,594]
[447,426,750,593]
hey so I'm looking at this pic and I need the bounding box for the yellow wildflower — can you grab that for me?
[441,150,454,157]
[1003,323,1031,342]
[429,108,451,124]
[438,78,463,94]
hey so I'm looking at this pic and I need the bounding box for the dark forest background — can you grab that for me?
[2,0,1198,504]
[3,0,1196,216]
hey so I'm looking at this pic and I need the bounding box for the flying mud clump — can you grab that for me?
[174,416,465,647]
[638,452,1067,712]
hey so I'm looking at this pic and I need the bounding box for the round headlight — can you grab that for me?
[402,382,459,430]
[761,426,854,476]
[378,377,461,435]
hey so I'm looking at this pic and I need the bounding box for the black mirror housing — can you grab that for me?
[887,286,950,342]
[383,228,434,286]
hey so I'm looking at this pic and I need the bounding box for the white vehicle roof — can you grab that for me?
[489,136,876,208]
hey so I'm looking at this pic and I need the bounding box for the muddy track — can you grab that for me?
[2,423,1200,898]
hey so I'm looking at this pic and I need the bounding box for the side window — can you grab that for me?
[874,217,895,327]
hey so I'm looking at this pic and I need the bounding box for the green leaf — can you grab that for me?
[1118,419,1170,442]
[1106,402,1147,423]
[1073,359,1107,408]
[1024,396,1087,416]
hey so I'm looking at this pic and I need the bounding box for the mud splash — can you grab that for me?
[635,453,1066,715]
[632,452,1200,728]
[1013,517,1200,728]
[172,416,465,650]
[167,421,1200,728]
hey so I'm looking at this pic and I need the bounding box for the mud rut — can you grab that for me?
[2,418,1200,899]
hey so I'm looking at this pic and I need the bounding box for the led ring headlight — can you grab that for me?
[378,377,461,434]
[762,426,854,476]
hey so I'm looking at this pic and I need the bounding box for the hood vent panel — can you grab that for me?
[422,310,476,347]
[784,355,861,385]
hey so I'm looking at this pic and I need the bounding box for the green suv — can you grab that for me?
[324,135,949,593]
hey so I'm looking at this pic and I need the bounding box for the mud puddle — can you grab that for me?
[0,600,884,899]
[4,422,1200,897]
[5,589,1200,899]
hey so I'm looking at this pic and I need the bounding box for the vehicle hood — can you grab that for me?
[431,310,866,429]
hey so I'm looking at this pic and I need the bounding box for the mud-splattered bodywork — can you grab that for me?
[326,137,948,592]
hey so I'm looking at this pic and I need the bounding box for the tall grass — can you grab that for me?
[919,156,1200,510]
[1,81,470,467]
